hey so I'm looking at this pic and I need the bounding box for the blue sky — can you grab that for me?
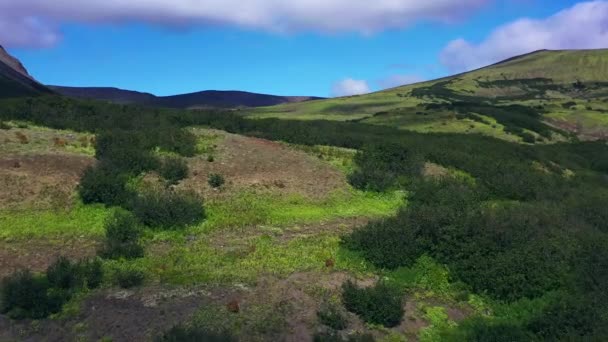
[3,0,604,97]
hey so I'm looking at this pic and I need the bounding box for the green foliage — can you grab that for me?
[0,270,58,319]
[444,318,531,342]
[132,188,205,228]
[78,165,133,206]
[207,173,225,188]
[342,280,404,327]
[113,266,145,289]
[99,210,144,260]
[348,142,422,192]
[317,302,349,330]
[0,257,103,320]
[156,325,235,342]
[0,120,10,130]
[158,156,189,186]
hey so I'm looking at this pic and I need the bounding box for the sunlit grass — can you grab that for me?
[0,203,110,241]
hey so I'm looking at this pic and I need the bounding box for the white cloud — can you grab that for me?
[378,74,424,89]
[332,78,371,97]
[0,0,489,47]
[440,0,608,72]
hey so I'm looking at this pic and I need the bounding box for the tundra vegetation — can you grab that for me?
[0,69,607,341]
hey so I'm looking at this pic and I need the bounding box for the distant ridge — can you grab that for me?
[50,86,325,108]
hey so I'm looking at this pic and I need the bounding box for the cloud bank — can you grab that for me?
[440,0,608,72]
[0,0,489,47]
[332,78,371,97]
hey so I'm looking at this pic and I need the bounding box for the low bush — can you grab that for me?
[208,173,225,188]
[0,121,10,130]
[113,266,145,289]
[79,165,133,206]
[156,325,235,342]
[99,210,144,260]
[341,280,404,327]
[317,302,348,330]
[0,257,103,320]
[132,188,205,228]
[0,270,58,319]
[158,156,189,186]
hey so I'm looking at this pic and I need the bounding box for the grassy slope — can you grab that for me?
[250,49,608,141]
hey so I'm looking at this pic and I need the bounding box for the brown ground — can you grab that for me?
[0,154,94,210]
[0,238,99,278]
[180,131,348,200]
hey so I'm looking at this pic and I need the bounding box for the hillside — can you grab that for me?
[252,49,608,141]
[0,96,607,341]
[50,85,324,108]
[0,46,53,98]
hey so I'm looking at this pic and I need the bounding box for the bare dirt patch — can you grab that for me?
[0,238,99,278]
[181,131,348,200]
[0,154,94,210]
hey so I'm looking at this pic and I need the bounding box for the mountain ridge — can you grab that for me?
[49,85,325,108]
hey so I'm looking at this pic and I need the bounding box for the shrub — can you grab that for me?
[156,325,235,342]
[132,188,205,228]
[79,165,133,206]
[0,121,10,130]
[158,156,189,185]
[446,318,531,342]
[0,270,58,319]
[208,173,225,188]
[317,302,348,330]
[99,210,144,260]
[113,266,145,289]
[47,257,104,290]
[342,280,404,327]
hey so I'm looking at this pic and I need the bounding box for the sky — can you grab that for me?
[1,0,607,97]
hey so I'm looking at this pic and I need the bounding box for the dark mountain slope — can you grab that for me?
[0,46,53,98]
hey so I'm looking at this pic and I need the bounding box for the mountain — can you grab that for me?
[49,86,324,108]
[251,49,608,141]
[0,45,53,98]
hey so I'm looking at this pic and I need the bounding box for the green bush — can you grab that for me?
[99,210,144,260]
[317,303,348,330]
[78,165,133,206]
[0,121,10,130]
[208,173,225,188]
[159,156,189,186]
[0,270,58,319]
[445,318,531,342]
[113,266,145,289]
[342,280,404,327]
[132,188,205,228]
[156,325,235,342]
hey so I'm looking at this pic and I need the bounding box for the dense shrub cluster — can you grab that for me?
[159,156,189,186]
[99,210,144,260]
[341,281,404,327]
[132,188,205,228]
[0,257,102,319]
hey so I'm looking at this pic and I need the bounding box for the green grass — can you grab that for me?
[198,188,404,233]
[0,203,110,241]
[0,121,95,156]
[245,50,608,142]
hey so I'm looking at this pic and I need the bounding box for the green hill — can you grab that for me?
[251,49,608,142]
